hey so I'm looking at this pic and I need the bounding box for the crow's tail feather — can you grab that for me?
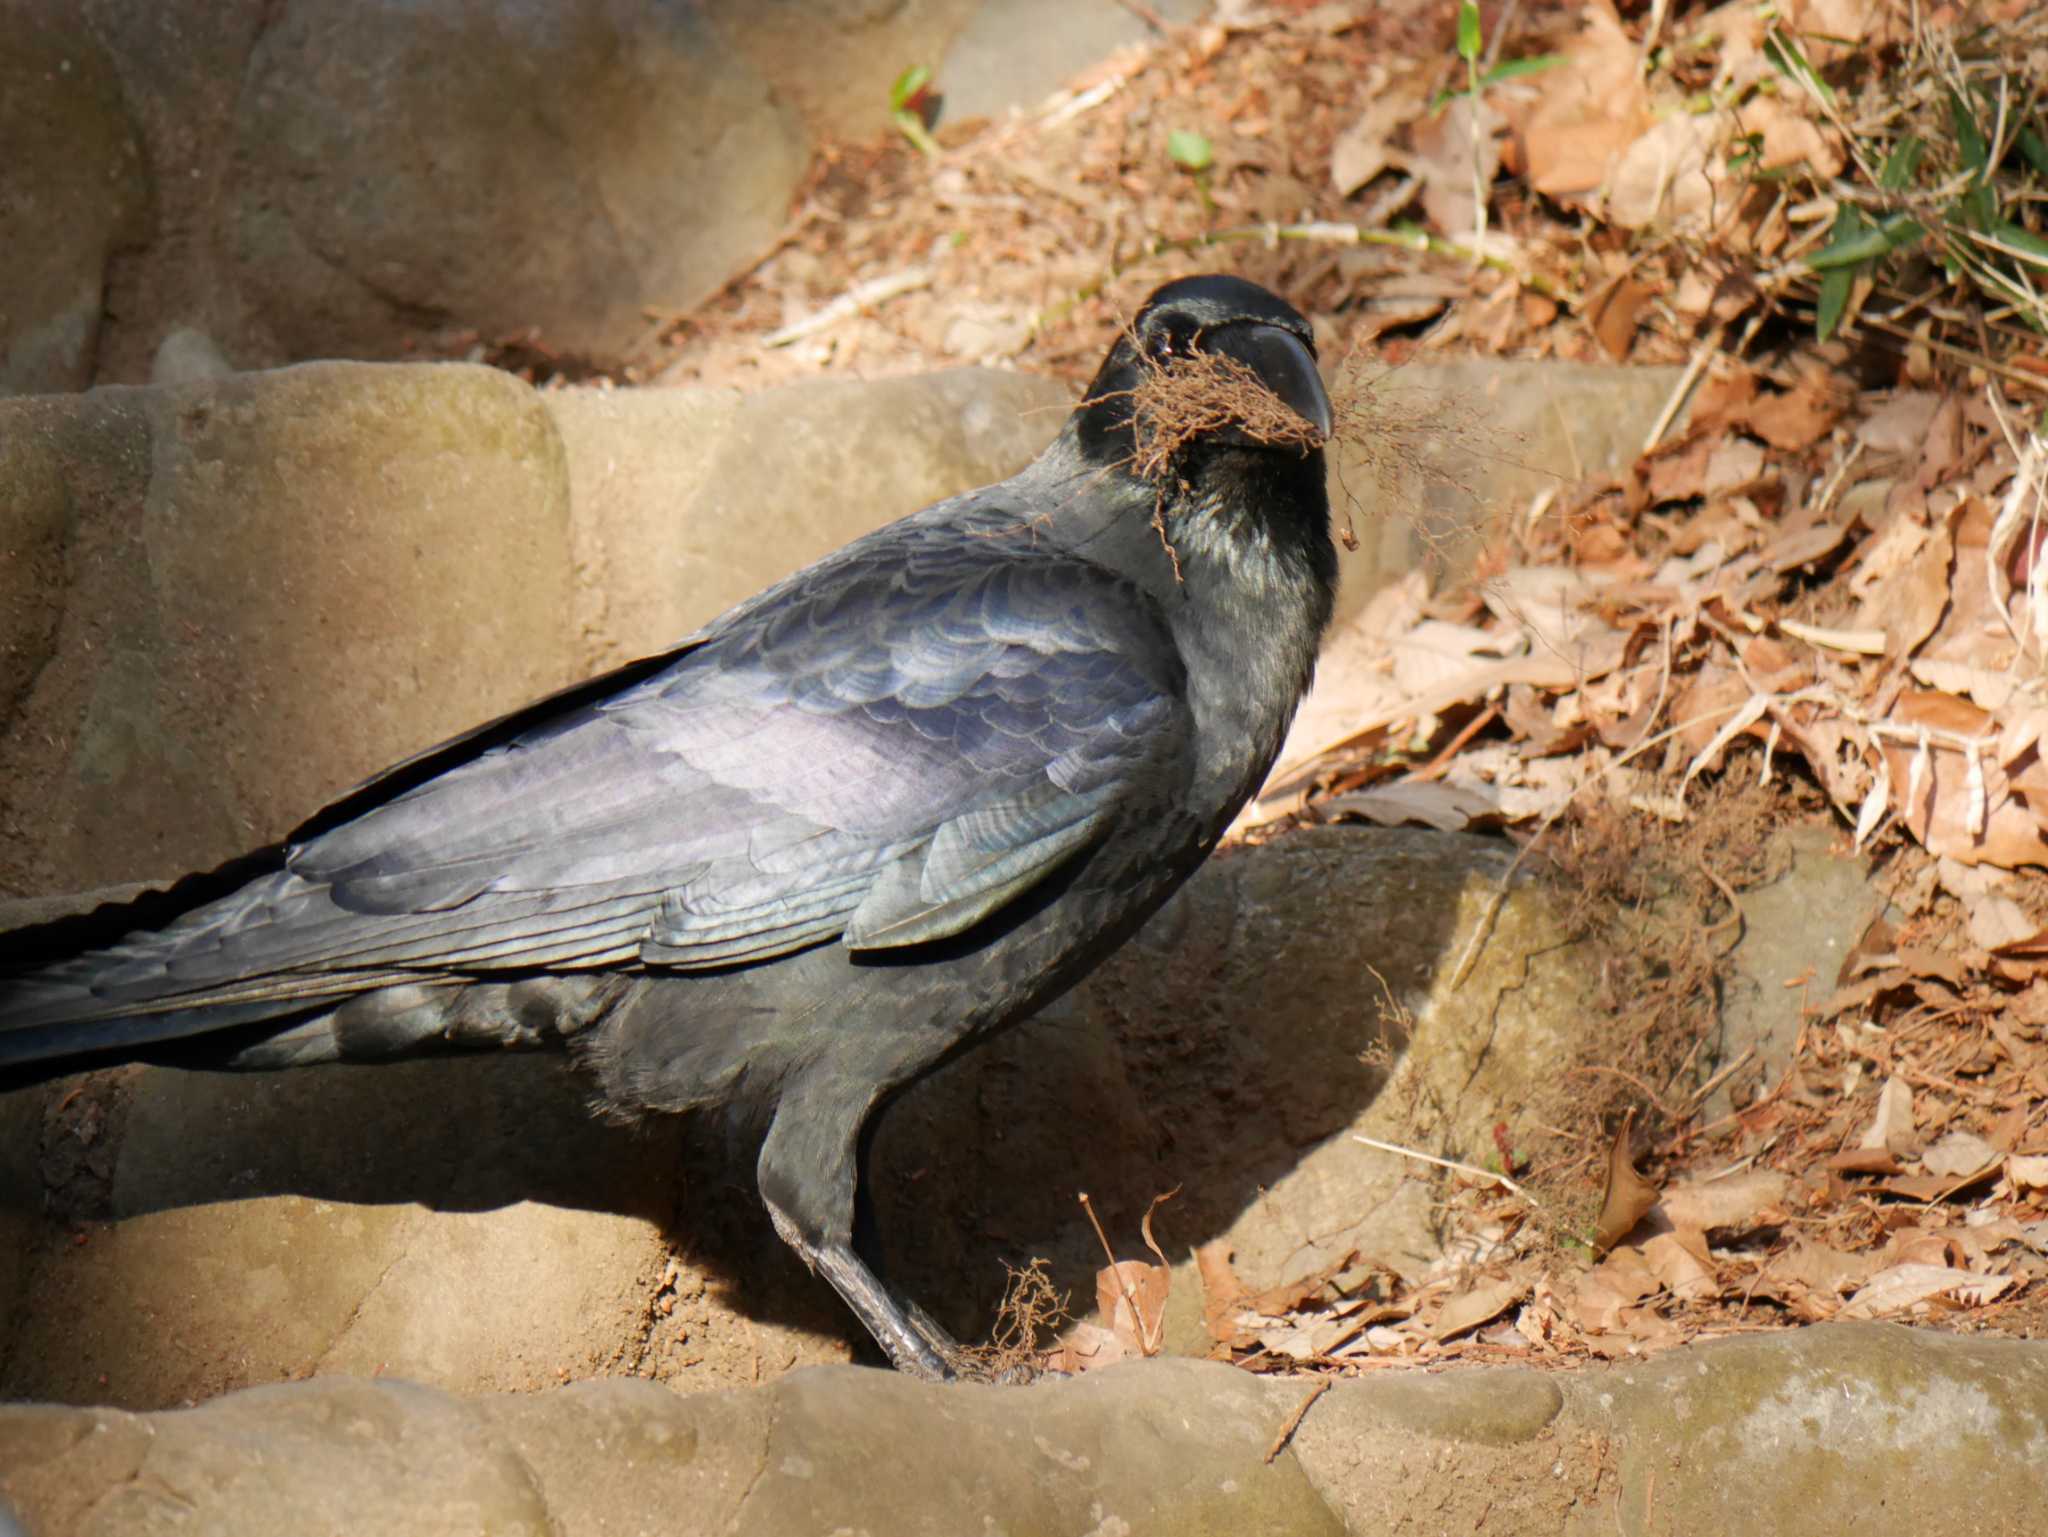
[0,868,635,1083]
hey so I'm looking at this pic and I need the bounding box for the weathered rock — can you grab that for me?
[1328,360,1684,625]
[1706,821,1878,1120]
[0,1092,39,1380]
[49,0,820,379]
[1583,1324,2048,1533]
[1297,1323,2048,1535]
[938,0,1210,121]
[0,1358,1341,1537]
[0,354,1692,1407]
[0,361,1073,905]
[147,328,233,387]
[3,1327,2043,1536]
[0,363,580,898]
[549,368,1072,665]
[0,9,149,395]
[1,1051,688,1407]
[0,349,1691,892]
[0,359,1126,1406]
[229,1,807,364]
[0,408,70,733]
[67,0,286,384]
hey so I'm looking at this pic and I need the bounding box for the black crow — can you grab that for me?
[0,275,1338,1378]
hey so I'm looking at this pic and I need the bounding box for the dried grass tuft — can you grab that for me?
[953,1258,1070,1383]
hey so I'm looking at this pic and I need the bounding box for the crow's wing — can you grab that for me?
[36,522,1192,1020]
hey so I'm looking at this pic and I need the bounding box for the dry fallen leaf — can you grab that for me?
[1594,1112,1661,1254]
[1640,1229,1719,1301]
[1409,93,1502,235]
[1881,692,2048,869]
[1431,1275,1530,1341]
[1884,1229,1968,1269]
[1328,68,1427,196]
[1241,1250,1364,1321]
[1703,437,1768,495]
[1322,779,1498,832]
[1251,1315,1333,1362]
[1585,274,1654,359]
[1481,566,1620,660]
[1048,1322,1129,1374]
[1858,392,1941,454]
[1787,0,1902,50]
[1848,508,1930,594]
[1908,656,2022,713]
[1389,619,1509,695]
[1657,1169,1792,1234]
[1097,1258,1171,1358]
[1605,110,1720,231]
[1853,511,1953,656]
[1573,1247,1661,1332]
[1859,1076,1918,1156]
[1745,373,1847,452]
[1922,1130,2000,1179]
[1938,858,2038,947]
[1828,1145,1903,1176]
[1838,1263,2017,1319]
[1774,1238,1879,1301]
[2007,1154,2048,1194]
[1644,434,1717,502]
[1517,8,1648,199]
[1196,1240,1248,1347]
[1732,93,1844,180]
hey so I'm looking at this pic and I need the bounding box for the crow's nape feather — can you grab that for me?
[0,275,1339,1379]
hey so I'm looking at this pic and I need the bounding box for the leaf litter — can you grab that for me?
[1200,356,2048,1373]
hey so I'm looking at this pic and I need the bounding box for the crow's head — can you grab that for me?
[1072,275,1333,474]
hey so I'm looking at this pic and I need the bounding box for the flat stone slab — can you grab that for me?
[3,1324,2041,1535]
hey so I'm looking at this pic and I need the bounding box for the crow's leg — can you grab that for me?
[851,1103,964,1365]
[757,1074,953,1380]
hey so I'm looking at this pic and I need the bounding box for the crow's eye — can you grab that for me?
[1146,326,1192,363]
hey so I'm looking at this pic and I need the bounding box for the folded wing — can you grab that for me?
[2,511,1191,1044]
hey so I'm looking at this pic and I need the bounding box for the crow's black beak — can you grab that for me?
[1203,322,1334,442]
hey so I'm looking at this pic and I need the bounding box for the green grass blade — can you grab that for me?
[1949,86,1989,177]
[1814,205,1867,341]
[1479,55,1564,88]
[1879,135,1923,191]
[2020,124,2048,178]
[1764,28,1836,107]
